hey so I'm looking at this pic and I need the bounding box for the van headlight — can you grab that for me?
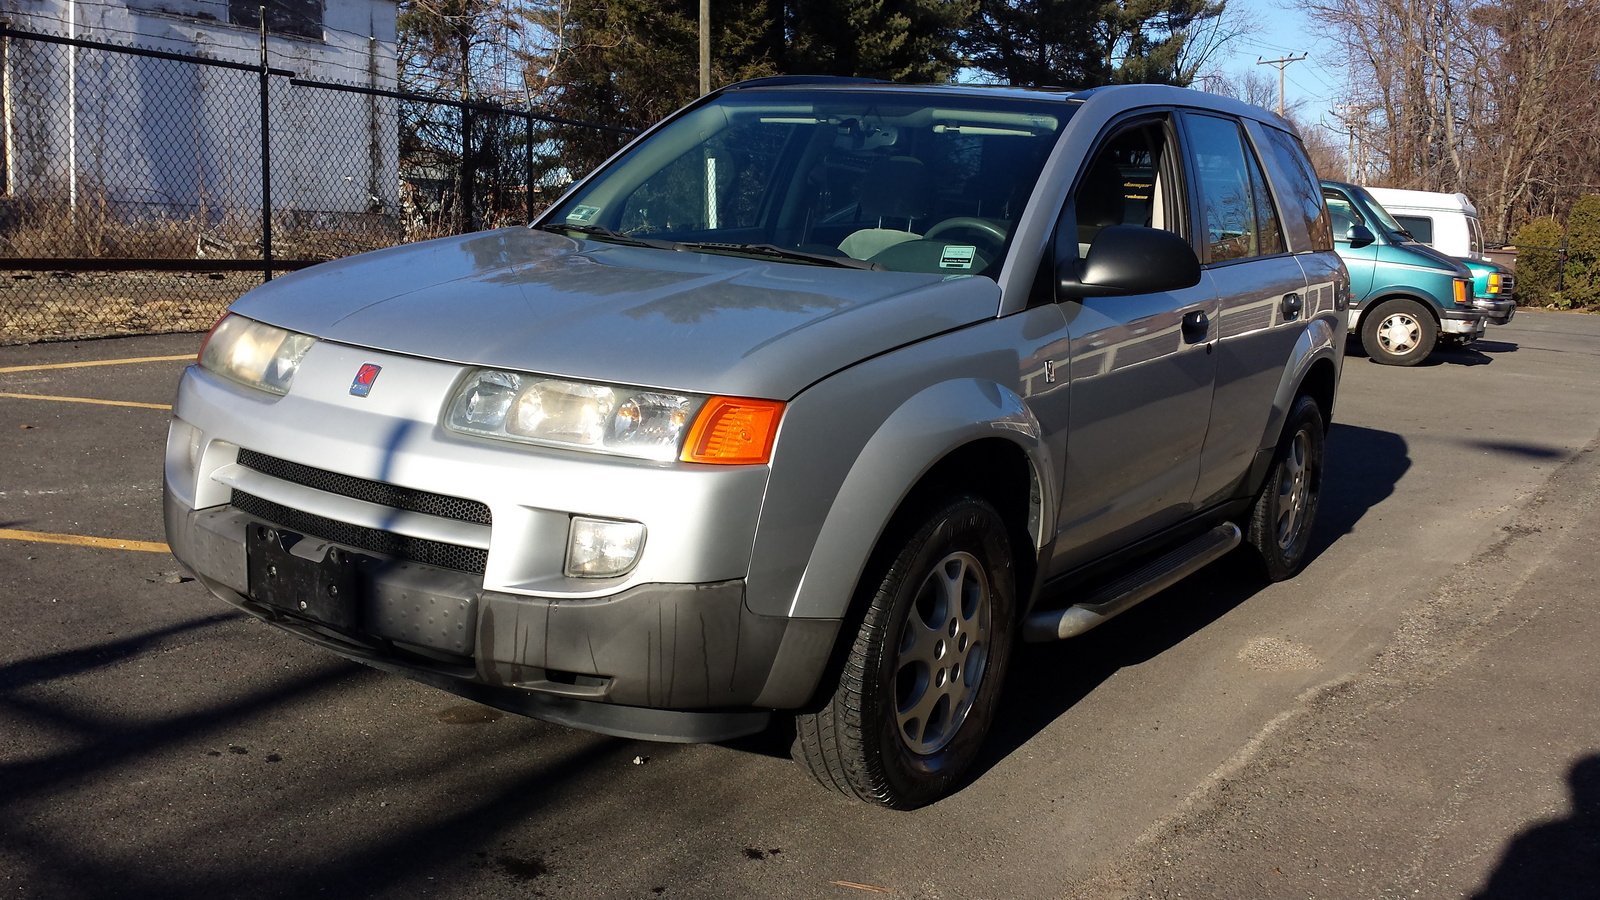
[198,314,316,396]
[445,369,784,464]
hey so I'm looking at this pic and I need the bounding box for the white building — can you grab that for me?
[1,0,401,229]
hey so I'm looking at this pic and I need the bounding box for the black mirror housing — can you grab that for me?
[1346,223,1376,248]
[1058,225,1202,299]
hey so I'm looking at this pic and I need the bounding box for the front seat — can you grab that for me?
[839,156,933,260]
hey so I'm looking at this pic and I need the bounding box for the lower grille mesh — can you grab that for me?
[236,449,491,526]
[230,490,488,574]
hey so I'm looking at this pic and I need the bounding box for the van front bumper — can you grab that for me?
[1473,297,1515,326]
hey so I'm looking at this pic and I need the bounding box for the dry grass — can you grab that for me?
[0,270,252,344]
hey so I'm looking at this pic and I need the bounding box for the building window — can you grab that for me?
[230,0,323,40]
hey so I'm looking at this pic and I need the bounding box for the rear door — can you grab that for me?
[1182,112,1314,506]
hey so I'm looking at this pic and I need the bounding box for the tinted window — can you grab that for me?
[231,0,322,39]
[1186,113,1284,263]
[1260,125,1333,251]
[1396,214,1435,245]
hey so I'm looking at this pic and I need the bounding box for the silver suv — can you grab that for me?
[165,79,1347,808]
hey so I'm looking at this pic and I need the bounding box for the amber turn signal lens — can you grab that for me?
[1454,279,1470,306]
[681,396,785,465]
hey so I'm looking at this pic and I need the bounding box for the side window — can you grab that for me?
[1184,113,1285,263]
[1396,214,1435,245]
[1071,120,1179,254]
[1260,126,1334,251]
[1322,187,1363,242]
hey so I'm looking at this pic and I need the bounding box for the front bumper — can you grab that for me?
[1473,297,1515,326]
[166,492,840,741]
[1438,307,1488,339]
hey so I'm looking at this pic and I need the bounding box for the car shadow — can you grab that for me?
[969,422,1410,784]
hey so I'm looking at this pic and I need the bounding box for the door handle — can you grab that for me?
[1281,292,1303,321]
[1181,309,1209,343]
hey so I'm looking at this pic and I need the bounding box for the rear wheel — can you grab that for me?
[1244,395,1326,581]
[793,494,1015,809]
[1361,299,1437,366]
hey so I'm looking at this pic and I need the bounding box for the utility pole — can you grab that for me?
[699,0,710,96]
[1256,54,1307,117]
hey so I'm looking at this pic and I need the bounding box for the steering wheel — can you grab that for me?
[923,217,1010,250]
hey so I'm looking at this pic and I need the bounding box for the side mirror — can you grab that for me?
[1345,223,1376,249]
[1058,225,1202,299]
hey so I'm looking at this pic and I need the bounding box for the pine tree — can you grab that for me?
[960,0,1109,88]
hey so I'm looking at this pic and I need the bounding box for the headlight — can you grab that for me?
[446,370,702,461]
[198,314,316,396]
[445,369,784,464]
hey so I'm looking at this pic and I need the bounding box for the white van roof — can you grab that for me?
[1366,186,1478,217]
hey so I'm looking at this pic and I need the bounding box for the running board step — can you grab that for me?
[1023,523,1242,642]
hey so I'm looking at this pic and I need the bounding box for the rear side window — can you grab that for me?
[1259,126,1333,251]
[1184,113,1285,263]
[1396,214,1435,245]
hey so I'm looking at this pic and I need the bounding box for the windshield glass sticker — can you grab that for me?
[940,245,977,269]
[566,205,600,224]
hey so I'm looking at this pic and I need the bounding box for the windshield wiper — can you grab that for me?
[676,241,886,270]
[536,222,682,251]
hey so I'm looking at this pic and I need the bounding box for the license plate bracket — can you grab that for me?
[246,525,364,629]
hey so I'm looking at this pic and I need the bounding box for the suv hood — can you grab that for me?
[231,227,1000,400]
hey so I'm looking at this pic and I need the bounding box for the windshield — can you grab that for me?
[544,90,1071,277]
[1352,185,1410,239]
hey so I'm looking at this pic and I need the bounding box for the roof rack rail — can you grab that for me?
[721,75,890,91]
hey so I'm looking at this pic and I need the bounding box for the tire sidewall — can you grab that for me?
[867,498,1016,807]
[1250,396,1326,580]
[1362,299,1438,366]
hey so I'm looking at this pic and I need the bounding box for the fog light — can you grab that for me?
[566,517,646,578]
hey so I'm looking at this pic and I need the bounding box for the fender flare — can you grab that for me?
[783,378,1054,621]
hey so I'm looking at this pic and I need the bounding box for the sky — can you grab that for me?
[1208,0,1345,128]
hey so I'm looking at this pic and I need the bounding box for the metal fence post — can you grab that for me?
[525,112,534,224]
[259,10,273,282]
[460,106,473,233]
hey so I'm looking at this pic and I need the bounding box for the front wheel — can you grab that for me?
[1361,299,1437,366]
[1244,395,1326,581]
[793,494,1015,809]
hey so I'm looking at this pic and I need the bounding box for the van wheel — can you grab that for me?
[1245,395,1325,581]
[792,494,1015,809]
[1361,299,1437,366]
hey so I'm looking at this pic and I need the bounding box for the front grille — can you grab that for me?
[231,489,488,574]
[236,449,491,526]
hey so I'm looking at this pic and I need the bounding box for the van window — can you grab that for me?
[1468,217,1484,256]
[1185,113,1285,263]
[1396,215,1435,245]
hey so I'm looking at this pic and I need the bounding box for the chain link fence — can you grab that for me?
[0,25,634,344]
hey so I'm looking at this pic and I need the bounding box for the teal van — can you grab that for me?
[1321,180,1484,366]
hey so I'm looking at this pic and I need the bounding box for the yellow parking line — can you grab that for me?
[0,391,171,410]
[0,528,170,553]
[0,354,193,374]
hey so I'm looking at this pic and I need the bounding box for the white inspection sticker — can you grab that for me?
[939,245,978,269]
[566,205,600,223]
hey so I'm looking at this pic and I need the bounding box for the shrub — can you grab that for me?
[1513,217,1565,307]
[1561,196,1600,310]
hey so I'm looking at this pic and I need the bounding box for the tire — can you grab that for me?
[1244,395,1325,582]
[792,494,1016,809]
[1360,299,1437,366]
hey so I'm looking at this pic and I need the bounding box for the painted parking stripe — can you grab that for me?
[0,528,170,553]
[0,354,193,374]
[0,391,171,410]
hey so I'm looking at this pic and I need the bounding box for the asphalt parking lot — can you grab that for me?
[3,311,1598,899]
